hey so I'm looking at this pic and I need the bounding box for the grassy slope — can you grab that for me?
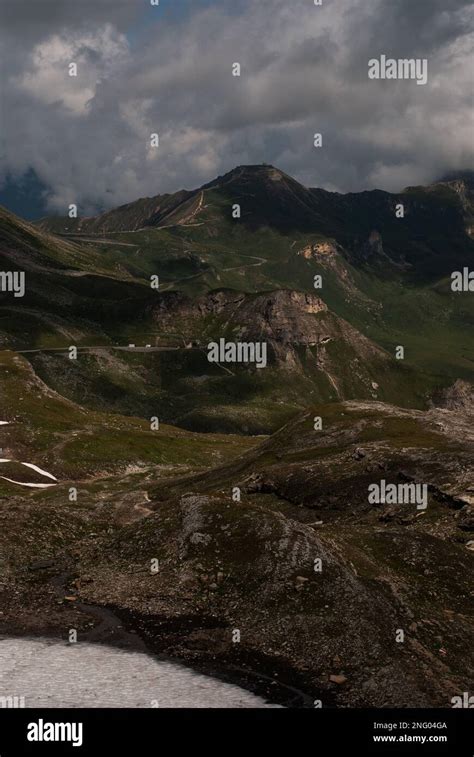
[0,351,258,488]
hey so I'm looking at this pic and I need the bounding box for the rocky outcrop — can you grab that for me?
[362,229,384,258]
[430,380,474,411]
[151,288,387,370]
[298,241,337,259]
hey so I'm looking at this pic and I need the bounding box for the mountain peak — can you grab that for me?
[224,163,282,176]
[201,164,295,191]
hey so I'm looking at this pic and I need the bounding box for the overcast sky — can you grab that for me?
[0,0,472,217]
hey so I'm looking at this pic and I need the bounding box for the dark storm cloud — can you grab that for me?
[0,0,472,213]
[0,0,139,38]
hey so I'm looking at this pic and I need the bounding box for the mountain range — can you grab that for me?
[0,165,472,707]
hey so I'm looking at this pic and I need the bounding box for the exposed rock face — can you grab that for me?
[431,380,474,411]
[435,176,474,218]
[298,241,338,259]
[363,229,384,258]
[151,288,385,368]
[148,288,396,410]
[235,291,328,348]
[153,289,329,333]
